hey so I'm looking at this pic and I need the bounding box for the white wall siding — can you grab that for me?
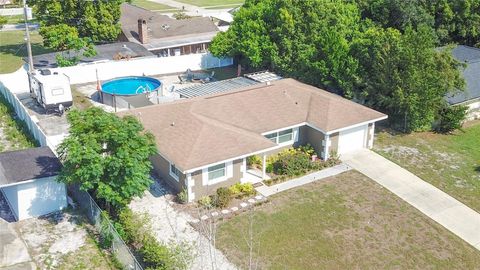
[49,53,233,85]
[2,176,67,220]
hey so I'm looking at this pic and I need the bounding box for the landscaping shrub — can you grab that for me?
[115,208,192,269]
[212,187,232,208]
[247,155,262,168]
[273,150,311,176]
[298,144,316,156]
[177,188,188,204]
[99,211,114,249]
[228,183,255,198]
[141,235,175,270]
[198,196,212,208]
[434,104,468,133]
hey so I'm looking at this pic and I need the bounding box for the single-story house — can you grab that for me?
[121,78,387,202]
[447,45,480,119]
[25,42,153,69]
[0,147,67,221]
[119,3,219,57]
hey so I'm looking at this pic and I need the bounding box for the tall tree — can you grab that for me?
[355,0,480,47]
[40,24,96,66]
[352,25,465,131]
[57,107,157,211]
[30,0,123,43]
[210,0,361,97]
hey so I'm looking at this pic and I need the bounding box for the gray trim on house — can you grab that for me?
[0,147,62,186]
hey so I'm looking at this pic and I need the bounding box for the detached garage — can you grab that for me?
[0,147,67,221]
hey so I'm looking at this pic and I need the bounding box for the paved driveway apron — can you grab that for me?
[342,149,480,251]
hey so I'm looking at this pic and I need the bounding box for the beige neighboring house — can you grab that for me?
[121,78,387,201]
[119,3,219,57]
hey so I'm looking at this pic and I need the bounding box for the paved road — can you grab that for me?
[0,23,39,31]
[149,0,234,20]
[342,149,480,251]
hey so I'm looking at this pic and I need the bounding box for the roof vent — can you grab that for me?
[161,24,170,31]
[171,122,175,126]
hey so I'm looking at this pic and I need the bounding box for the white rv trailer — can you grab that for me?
[29,70,73,114]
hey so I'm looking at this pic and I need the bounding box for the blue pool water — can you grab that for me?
[101,76,161,96]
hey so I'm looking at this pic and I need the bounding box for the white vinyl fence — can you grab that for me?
[0,7,32,18]
[50,53,233,85]
[0,82,53,149]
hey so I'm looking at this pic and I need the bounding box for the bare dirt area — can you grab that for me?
[15,211,115,270]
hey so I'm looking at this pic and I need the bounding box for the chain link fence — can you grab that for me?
[69,184,143,270]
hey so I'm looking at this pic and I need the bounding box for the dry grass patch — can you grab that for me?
[216,170,480,270]
[374,121,480,212]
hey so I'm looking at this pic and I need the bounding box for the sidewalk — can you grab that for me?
[342,149,480,251]
[255,163,351,197]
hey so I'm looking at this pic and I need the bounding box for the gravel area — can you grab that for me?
[129,179,237,270]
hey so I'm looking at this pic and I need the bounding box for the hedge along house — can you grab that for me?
[121,79,387,202]
[0,147,67,221]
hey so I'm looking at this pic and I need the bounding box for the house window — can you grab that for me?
[278,129,293,143]
[264,128,295,145]
[169,163,181,181]
[208,163,226,180]
[265,132,277,143]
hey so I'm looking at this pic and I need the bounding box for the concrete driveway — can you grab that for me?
[342,149,480,251]
[0,220,35,270]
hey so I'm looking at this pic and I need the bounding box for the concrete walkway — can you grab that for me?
[342,149,480,251]
[255,163,352,197]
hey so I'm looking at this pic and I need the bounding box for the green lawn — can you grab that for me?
[175,0,243,8]
[374,121,480,212]
[130,0,177,11]
[0,30,51,74]
[216,170,480,270]
[0,93,36,152]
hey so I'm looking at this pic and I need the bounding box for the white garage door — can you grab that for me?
[337,125,367,155]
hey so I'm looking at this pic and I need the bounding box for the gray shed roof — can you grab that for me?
[0,147,62,186]
[175,77,259,98]
[27,42,153,69]
[447,45,480,104]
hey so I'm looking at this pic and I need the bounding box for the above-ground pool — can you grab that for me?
[101,76,161,95]
[100,76,162,110]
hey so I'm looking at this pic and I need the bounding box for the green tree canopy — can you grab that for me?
[355,0,480,47]
[352,25,465,131]
[30,0,123,43]
[57,107,157,210]
[210,0,361,97]
[39,24,96,66]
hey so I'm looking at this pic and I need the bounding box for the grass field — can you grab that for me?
[131,0,177,11]
[374,121,480,212]
[0,30,51,74]
[216,170,480,270]
[0,93,36,152]
[175,0,243,8]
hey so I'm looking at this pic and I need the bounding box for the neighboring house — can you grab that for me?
[26,42,153,69]
[122,78,387,202]
[119,3,219,57]
[447,45,480,119]
[0,147,67,221]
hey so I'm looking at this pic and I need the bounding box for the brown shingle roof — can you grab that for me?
[120,78,386,171]
[120,3,218,49]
